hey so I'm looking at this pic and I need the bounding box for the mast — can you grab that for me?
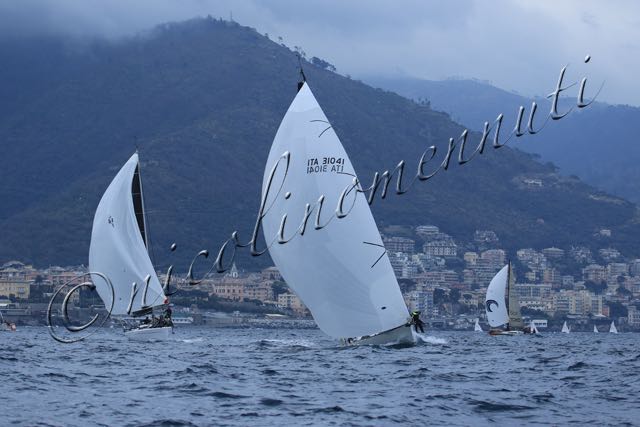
[507,261,524,330]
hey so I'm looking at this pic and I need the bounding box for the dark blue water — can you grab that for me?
[2,327,639,426]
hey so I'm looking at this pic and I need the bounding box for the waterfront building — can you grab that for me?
[582,264,607,283]
[261,266,282,282]
[464,252,478,266]
[480,249,506,266]
[599,248,621,262]
[423,240,457,257]
[542,247,565,259]
[383,236,416,254]
[415,225,440,240]
[277,292,308,316]
[0,279,30,299]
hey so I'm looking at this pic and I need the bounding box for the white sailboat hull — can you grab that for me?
[342,324,416,346]
[125,326,172,341]
[489,329,524,336]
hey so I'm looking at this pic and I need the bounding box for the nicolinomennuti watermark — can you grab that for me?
[48,57,602,342]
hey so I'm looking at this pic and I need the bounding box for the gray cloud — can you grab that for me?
[0,0,637,105]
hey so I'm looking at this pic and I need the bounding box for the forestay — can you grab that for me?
[89,153,165,315]
[485,265,510,327]
[261,83,409,339]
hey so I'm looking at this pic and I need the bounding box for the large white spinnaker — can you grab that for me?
[485,265,510,328]
[261,83,409,340]
[89,153,165,316]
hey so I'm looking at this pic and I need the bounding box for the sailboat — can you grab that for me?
[593,325,599,333]
[561,321,570,333]
[474,318,483,332]
[528,320,539,334]
[260,81,415,346]
[485,263,532,335]
[609,321,618,334]
[89,153,172,341]
[0,310,16,332]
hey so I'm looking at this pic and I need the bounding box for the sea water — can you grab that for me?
[2,327,639,426]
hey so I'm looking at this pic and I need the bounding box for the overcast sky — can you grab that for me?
[0,0,638,106]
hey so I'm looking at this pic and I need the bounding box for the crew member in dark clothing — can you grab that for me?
[163,306,173,327]
[411,311,425,333]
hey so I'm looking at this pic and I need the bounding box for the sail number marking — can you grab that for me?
[306,157,345,174]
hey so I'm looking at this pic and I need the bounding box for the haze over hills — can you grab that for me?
[366,76,640,204]
[0,17,638,269]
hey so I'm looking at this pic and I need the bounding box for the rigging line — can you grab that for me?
[363,241,387,268]
[310,119,332,138]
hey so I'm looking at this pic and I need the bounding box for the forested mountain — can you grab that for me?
[366,76,640,203]
[0,17,638,269]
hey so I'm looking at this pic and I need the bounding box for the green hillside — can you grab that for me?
[0,17,638,269]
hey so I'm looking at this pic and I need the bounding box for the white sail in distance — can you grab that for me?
[261,83,409,339]
[609,321,618,334]
[474,318,483,332]
[89,153,165,316]
[561,321,570,333]
[593,325,599,333]
[485,265,510,328]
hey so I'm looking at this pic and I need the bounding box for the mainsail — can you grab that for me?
[474,318,483,332]
[89,153,165,316]
[561,321,570,333]
[485,265,510,328]
[593,325,599,333]
[609,321,618,334]
[261,83,409,339]
[506,263,524,329]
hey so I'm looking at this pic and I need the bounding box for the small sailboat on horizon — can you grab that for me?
[485,263,534,336]
[89,153,173,341]
[0,310,16,332]
[609,321,618,334]
[260,80,416,346]
[561,321,570,333]
[593,325,599,333]
[474,318,483,332]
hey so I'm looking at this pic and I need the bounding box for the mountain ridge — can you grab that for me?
[0,17,638,269]
[365,75,640,203]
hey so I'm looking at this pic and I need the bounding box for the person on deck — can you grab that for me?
[163,305,173,327]
[410,311,425,333]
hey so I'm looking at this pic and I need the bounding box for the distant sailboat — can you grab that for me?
[261,81,415,346]
[528,320,539,334]
[0,310,16,332]
[593,325,599,333]
[609,321,618,334]
[485,263,532,335]
[474,318,483,332]
[89,153,172,340]
[561,321,570,333]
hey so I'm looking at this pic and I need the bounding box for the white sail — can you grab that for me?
[261,83,409,339]
[561,321,570,333]
[474,318,482,332]
[593,325,599,333]
[89,153,165,316]
[485,265,510,328]
[609,321,618,334]
[529,320,539,334]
